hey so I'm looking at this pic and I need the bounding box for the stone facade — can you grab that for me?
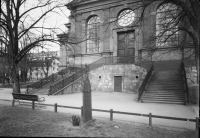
[89,64,147,92]
[60,64,147,94]
[184,60,199,105]
[185,65,199,105]
[62,0,195,66]
[57,0,197,94]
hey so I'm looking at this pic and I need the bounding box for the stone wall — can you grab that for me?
[61,64,147,94]
[89,64,147,93]
[58,77,84,95]
[184,60,199,105]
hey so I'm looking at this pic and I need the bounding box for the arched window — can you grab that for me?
[156,3,179,47]
[86,16,100,53]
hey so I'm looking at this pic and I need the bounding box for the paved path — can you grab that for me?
[0,88,198,131]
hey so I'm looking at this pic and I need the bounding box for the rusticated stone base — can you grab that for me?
[61,64,147,94]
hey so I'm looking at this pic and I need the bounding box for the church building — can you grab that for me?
[55,0,198,105]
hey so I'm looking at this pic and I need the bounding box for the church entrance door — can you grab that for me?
[117,31,135,57]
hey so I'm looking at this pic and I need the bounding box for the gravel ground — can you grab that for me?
[0,105,197,137]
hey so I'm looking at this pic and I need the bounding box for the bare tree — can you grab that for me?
[40,57,53,78]
[0,0,70,93]
[136,0,199,83]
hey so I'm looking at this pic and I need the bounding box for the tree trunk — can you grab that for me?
[12,64,21,93]
[20,70,28,82]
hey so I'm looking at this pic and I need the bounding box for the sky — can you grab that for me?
[20,0,72,54]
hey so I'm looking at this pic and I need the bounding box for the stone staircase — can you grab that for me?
[27,67,81,95]
[141,60,186,105]
[48,56,152,95]
[33,72,76,95]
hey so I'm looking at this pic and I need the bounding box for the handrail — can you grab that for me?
[137,62,154,102]
[180,61,189,104]
[26,66,80,94]
[49,56,153,96]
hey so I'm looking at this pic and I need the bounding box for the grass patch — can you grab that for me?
[0,105,197,137]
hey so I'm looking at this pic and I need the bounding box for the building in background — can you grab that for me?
[27,51,60,81]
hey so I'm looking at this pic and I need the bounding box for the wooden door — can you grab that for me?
[114,76,122,92]
[117,31,135,57]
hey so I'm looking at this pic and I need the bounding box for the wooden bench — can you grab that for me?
[12,93,45,109]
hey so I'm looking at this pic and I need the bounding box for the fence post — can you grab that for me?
[149,113,152,127]
[81,106,83,117]
[196,117,199,134]
[32,101,35,109]
[54,103,57,113]
[110,109,113,121]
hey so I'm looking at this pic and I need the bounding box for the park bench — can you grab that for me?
[12,93,45,109]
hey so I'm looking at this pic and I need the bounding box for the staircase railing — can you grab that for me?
[49,56,152,95]
[138,62,154,102]
[48,57,106,95]
[180,61,189,104]
[26,66,79,94]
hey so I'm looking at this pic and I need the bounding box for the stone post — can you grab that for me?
[82,64,92,123]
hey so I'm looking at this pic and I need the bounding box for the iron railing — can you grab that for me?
[137,63,154,101]
[49,56,153,95]
[26,66,81,94]
[180,61,189,104]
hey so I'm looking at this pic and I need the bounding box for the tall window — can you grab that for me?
[86,16,100,53]
[156,3,179,47]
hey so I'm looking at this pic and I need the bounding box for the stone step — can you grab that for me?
[144,91,185,94]
[154,64,181,68]
[147,83,183,86]
[143,94,185,97]
[154,60,181,66]
[148,81,183,84]
[153,68,180,71]
[143,96,185,99]
[141,100,186,105]
[142,94,185,98]
[144,90,184,93]
[142,97,186,101]
[150,78,183,81]
[141,60,186,105]
[146,87,183,90]
[145,89,184,91]
[146,88,184,91]
[150,74,182,77]
[147,85,183,88]
[149,81,183,84]
[151,74,182,77]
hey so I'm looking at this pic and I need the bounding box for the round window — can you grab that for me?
[117,9,135,27]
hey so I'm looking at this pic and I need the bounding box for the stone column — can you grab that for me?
[82,64,92,123]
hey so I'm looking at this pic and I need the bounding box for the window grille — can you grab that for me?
[156,3,180,47]
[86,16,100,53]
[117,9,135,27]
